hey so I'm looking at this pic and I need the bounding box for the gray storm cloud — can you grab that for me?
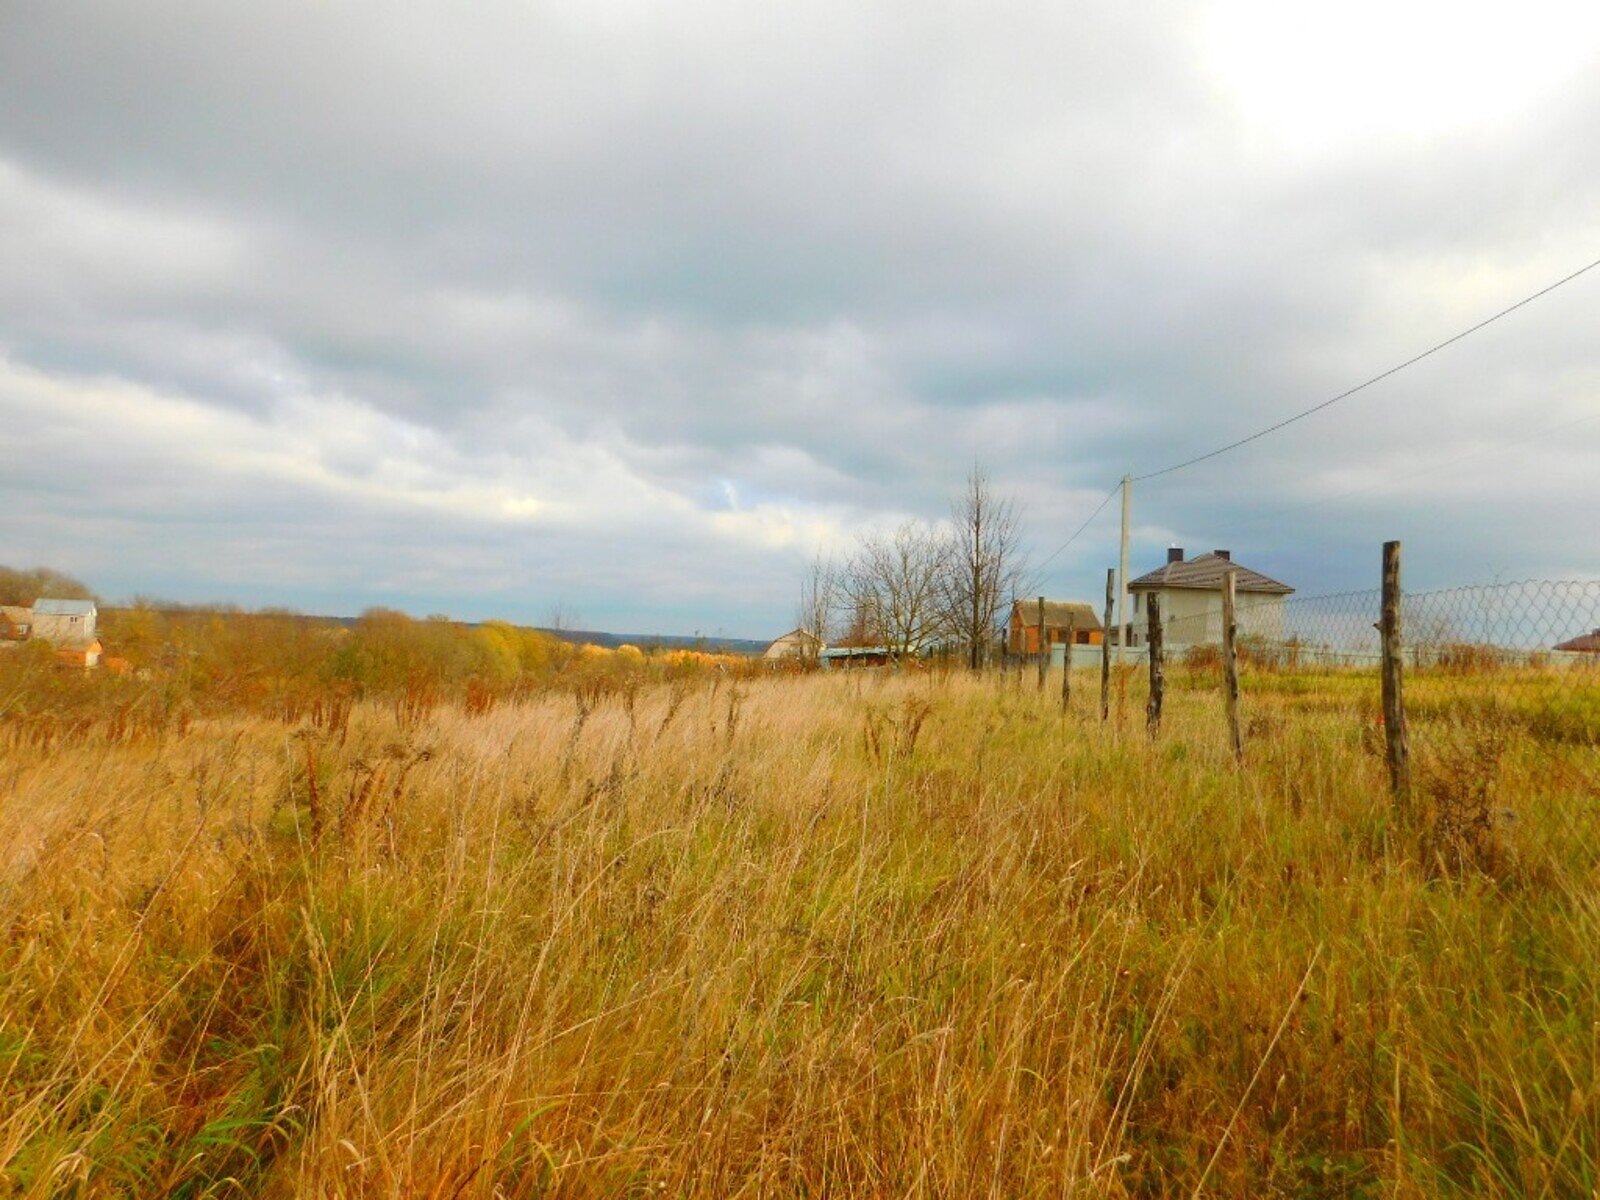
[1,1,1596,632]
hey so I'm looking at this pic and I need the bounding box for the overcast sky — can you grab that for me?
[1,2,1597,636]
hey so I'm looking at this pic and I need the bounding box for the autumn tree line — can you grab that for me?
[798,468,1031,668]
[0,569,761,727]
[0,566,96,608]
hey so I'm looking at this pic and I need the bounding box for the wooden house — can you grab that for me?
[1007,600,1103,655]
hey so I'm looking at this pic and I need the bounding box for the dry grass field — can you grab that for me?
[1,665,1596,1197]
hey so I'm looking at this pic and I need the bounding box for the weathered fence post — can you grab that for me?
[1380,540,1411,810]
[1221,567,1244,761]
[1036,595,1048,691]
[1146,591,1164,737]
[1101,568,1114,722]
[1061,616,1073,714]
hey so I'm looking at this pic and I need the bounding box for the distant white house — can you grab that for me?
[1126,549,1293,647]
[31,598,98,645]
[5,598,103,666]
[764,628,824,660]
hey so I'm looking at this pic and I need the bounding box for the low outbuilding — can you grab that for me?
[55,638,103,668]
[819,645,891,669]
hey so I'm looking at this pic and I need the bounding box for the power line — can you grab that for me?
[1230,407,1600,532]
[1035,254,1600,581]
[1131,255,1600,483]
[1036,482,1120,572]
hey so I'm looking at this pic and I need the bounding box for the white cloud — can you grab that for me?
[0,159,246,304]
[0,2,1596,628]
[1203,0,1600,150]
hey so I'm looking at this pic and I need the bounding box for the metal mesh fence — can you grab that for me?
[1151,578,1600,750]
[1161,588,1384,667]
[1397,581,1600,759]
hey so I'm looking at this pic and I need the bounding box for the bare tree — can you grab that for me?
[945,466,1029,669]
[794,552,839,662]
[837,584,883,648]
[844,520,952,660]
[544,603,581,633]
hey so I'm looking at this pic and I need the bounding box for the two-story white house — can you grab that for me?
[1126,549,1292,648]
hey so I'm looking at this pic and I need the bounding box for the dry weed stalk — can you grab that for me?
[1419,715,1512,877]
[655,680,690,742]
[558,684,601,787]
[394,673,439,733]
[723,685,745,747]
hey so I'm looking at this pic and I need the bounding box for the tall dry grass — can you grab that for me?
[0,668,1596,1196]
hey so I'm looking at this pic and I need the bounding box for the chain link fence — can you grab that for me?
[1162,587,1384,668]
[1154,577,1600,751]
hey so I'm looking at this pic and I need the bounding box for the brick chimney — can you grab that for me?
[1166,546,1183,563]
[1213,549,1231,561]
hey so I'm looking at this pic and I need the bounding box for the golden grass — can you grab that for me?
[0,669,1596,1196]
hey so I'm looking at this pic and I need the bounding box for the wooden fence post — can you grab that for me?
[1036,595,1048,691]
[1101,569,1114,722]
[1221,567,1244,761]
[1145,591,1163,737]
[1061,616,1073,714]
[1380,540,1411,810]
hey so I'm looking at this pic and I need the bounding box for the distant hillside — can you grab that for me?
[94,601,767,656]
[538,628,767,656]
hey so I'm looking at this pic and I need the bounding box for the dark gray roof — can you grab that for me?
[33,598,97,616]
[1128,553,1293,595]
[1010,599,1103,632]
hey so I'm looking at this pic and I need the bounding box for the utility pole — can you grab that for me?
[1116,474,1131,667]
